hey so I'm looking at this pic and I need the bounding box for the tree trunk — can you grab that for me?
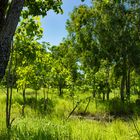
[59,83,63,96]
[92,75,96,98]
[103,92,105,101]
[35,90,38,109]
[106,65,110,100]
[0,0,24,80]
[59,86,62,96]
[120,75,125,102]
[106,89,110,100]
[92,89,96,98]
[106,82,110,100]
[22,88,26,116]
[120,57,127,102]
[43,87,47,111]
[71,84,75,109]
[6,84,10,128]
[126,68,130,101]
[6,86,13,129]
[0,39,11,79]
[6,41,14,129]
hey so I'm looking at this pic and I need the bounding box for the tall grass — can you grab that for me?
[69,118,140,140]
[0,87,139,139]
[0,117,139,140]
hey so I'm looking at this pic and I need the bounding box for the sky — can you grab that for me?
[41,0,92,46]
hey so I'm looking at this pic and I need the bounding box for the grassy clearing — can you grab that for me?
[0,87,140,140]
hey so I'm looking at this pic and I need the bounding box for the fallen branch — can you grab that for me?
[66,96,92,120]
[66,100,81,120]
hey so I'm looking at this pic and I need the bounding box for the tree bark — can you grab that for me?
[0,0,24,80]
[0,0,9,30]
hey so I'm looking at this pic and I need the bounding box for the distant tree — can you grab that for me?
[66,5,101,97]
[66,0,140,102]
[49,45,70,96]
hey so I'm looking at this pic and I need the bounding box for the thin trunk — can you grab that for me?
[43,88,46,100]
[59,83,63,96]
[126,68,130,101]
[92,76,96,98]
[35,90,38,110]
[120,75,125,102]
[103,92,105,101]
[59,86,62,96]
[8,86,13,125]
[93,89,96,98]
[106,82,110,100]
[47,85,49,100]
[6,41,13,129]
[72,83,75,93]
[8,44,15,125]
[22,88,26,116]
[106,89,110,100]
[106,65,110,100]
[6,84,10,128]
[120,56,127,102]
[43,88,46,111]
[35,90,38,101]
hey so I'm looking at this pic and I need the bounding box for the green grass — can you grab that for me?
[69,118,139,140]
[0,87,140,140]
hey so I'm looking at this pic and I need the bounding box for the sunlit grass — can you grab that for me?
[0,87,140,139]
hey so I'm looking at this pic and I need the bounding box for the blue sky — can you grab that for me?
[41,0,92,46]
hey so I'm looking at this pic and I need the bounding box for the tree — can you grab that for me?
[66,5,101,98]
[66,0,140,102]
[93,1,140,101]
[5,15,48,124]
[58,39,78,94]
[0,0,62,80]
[49,39,79,96]
[49,45,70,96]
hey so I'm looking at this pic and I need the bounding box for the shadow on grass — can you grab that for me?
[98,97,140,117]
[73,97,140,122]
[28,97,55,115]
[16,96,55,115]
